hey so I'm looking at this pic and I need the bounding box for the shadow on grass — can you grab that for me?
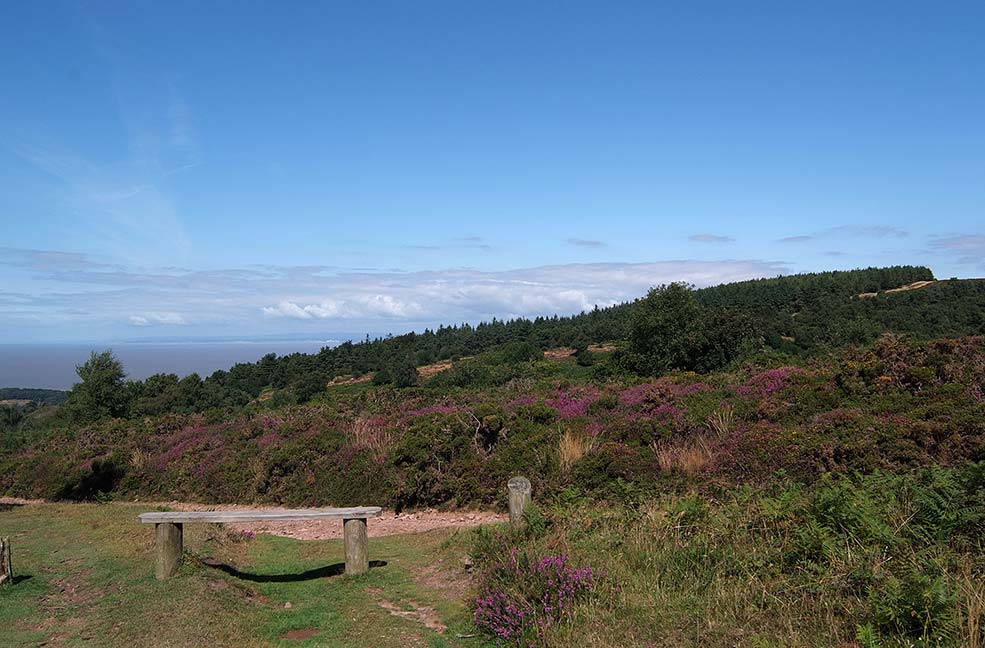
[200,558,387,582]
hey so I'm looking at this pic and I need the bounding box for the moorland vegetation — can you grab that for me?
[2,265,985,646]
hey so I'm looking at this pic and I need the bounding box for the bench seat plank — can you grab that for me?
[138,506,382,525]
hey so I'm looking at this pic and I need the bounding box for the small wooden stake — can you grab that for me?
[154,522,183,580]
[343,518,369,575]
[508,476,532,527]
[0,536,12,586]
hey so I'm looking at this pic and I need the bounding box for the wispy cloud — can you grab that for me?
[401,237,491,252]
[778,235,816,243]
[10,139,193,266]
[929,234,985,267]
[0,246,789,341]
[566,238,607,248]
[166,81,200,163]
[689,233,735,243]
[0,247,124,273]
[6,59,203,268]
[778,225,909,243]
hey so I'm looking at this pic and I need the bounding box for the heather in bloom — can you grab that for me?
[505,395,538,412]
[617,378,704,409]
[618,383,652,407]
[473,551,601,646]
[585,421,604,437]
[676,381,712,396]
[256,431,280,449]
[473,591,534,645]
[155,426,211,469]
[645,402,681,423]
[737,367,807,398]
[546,388,600,419]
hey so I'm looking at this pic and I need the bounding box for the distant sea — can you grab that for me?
[0,340,344,390]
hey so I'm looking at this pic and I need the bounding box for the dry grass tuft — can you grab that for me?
[651,436,712,476]
[349,417,395,461]
[961,567,985,648]
[559,428,597,472]
[129,449,149,471]
[707,404,734,438]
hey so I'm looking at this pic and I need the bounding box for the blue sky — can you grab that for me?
[1,1,983,343]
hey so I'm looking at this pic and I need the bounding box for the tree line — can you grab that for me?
[44,266,985,423]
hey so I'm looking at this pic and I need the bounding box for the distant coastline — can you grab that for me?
[0,340,344,390]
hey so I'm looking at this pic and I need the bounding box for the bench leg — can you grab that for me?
[154,522,183,580]
[343,518,368,575]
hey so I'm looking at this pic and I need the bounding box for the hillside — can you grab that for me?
[153,268,985,409]
[4,333,982,505]
[10,266,979,420]
[3,266,985,646]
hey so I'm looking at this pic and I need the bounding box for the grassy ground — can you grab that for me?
[469,470,985,648]
[0,501,491,648]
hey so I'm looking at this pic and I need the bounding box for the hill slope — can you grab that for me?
[89,267,985,415]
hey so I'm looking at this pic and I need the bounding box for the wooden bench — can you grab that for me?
[138,506,382,579]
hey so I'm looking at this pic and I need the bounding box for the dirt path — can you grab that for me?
[163,503,504,540]
[0,498,505,540]
[228,508,505,540]
[858,280,937,299]
[0,497,46,506]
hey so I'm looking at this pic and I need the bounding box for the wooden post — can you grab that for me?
[0,537,11,586]
[508,476,532,527]
[343,518,369,575]
[154,522,183,580]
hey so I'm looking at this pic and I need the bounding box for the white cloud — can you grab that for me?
[129,312,187,327]
[258,260,788,322]
[0,247,789,340]
[262,295,425,320]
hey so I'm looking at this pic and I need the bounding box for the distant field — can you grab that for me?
[0,501,488,647]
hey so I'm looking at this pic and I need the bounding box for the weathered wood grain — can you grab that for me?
[0,536,11,586]
[139,506,382,579]
[343,518,369,575]
[138,506,382,525]
[508,476,532,526]
[154,522,183,580]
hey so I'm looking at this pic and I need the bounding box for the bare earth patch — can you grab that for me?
[587,343,618,353]
[416,361,453,379]
[0,496,46,506]
[544,347,576,360]
[883,280,937,293]
[366,588,447,632]
[858,280,937,299]
[230,509,505,540]
[155,504,506,540]
[0,499,504,540]
[327,374,373,387]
